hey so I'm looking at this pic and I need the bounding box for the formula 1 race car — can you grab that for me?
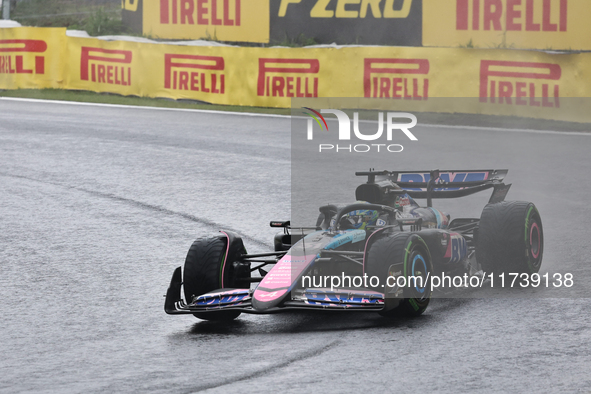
[165,169,543,320]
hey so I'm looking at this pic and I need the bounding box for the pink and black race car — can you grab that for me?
[165,169,543,320]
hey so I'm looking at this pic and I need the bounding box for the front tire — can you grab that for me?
[366,233,433,317]
[183,236,245,321]
[477,201,543,275]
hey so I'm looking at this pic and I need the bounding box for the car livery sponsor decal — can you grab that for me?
[192,289,250,306]
[399,210,419,220]
[443,232,467,264]
[301,289,384,307]
[325,230,366,250]
[398,171,490,191]
[395,194,412,208]
[429,207,449,229]
[253,288,288,302]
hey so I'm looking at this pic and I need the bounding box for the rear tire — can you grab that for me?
[366,233,433,317]
[477,201,543,275]
[183,236,245,321]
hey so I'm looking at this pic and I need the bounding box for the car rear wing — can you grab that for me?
[355,169,511,207]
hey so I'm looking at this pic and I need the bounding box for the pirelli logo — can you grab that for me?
[159,0,241,26]
[80,47,132,86]
[257,58,319,97]
[364,58,429,99]
[164,54,225,94]
[0,39,47,75]
[480,60,561,107]
[456,0,568,32]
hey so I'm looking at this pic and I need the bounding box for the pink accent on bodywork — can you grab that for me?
[202,289,248,298]
[530,222,541,259]
[260,254,316,289]
[219,231,231,288]
[436,208,449,228]
[253,289,288,301]
[363,228,387,275]
[253,254,316,302]
[444,232,461,259]
[308,288,385,297]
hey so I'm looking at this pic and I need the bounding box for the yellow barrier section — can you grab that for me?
[137,43,253,106]
[424,0,591,51]
[143,0,269,43]
[64,37,143,96]
[0,27,65,89]
[2,27,591,122]
[147,45,328,107]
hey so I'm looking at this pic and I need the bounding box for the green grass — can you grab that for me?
[459,39,475,49]
[12,0,126,35]
[273,33,318,47]
[1,89,589,132]
[75,7,125,36]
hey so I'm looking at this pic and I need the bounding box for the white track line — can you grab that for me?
[1,96,589,136]
[0,96,291,119]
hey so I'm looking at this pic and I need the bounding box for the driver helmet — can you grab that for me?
[341,209,380,230]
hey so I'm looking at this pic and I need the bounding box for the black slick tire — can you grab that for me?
[183,236,242,321]
[366,233,433,317]
[477,201,543,275]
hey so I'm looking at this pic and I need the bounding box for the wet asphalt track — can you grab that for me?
[1,98,590,393]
